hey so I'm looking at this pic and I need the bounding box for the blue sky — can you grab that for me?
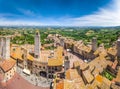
[0,0,119,26]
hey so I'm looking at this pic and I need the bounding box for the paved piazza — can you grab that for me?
[16,67,52,87]
[0,73,49,89]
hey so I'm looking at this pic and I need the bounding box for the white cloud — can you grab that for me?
[65,0,120,26]
[43,0,120,26]
[0,0,119,26]
[17,8,35,16]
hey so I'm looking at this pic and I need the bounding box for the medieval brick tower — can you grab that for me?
[34,30,41,59]
[0,36,10,60]
[117,38,120,58]
[92,37,97,52]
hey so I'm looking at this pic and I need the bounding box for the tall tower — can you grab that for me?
[117,38,120,58]
[0,37,3,58]
[60,38,64,47]
[34,30,41,59]
[0,36,10,60]
[92,37,97,52]
[22,47,28,69]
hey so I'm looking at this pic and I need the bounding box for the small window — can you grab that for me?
[43,67,45,69]
[55,67,57,71]
[52,67,54,70]
[48,67,51,69]
[36,32,39,35]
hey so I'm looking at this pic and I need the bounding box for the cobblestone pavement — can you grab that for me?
[17,67,52,87]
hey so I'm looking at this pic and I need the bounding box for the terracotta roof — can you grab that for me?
[95,75,103,83]
[82,45,91,53]
[99,51,108,58]
[93,49,99,55]
[27,54,34,61]
[107,47,117,56]
[56,79,75,89]
[111,59,118,69]
[66,69,80,80]
[73,61,80,68]
[95,75,111,88]
[115,69,120,82]
[80,62,89,71]
[84,75,111,89]
[48,47,64,66]
[65,39,75,45]
[0,58,16,72]
[56,78,85,89]
[63,80,74,89]
[56,81,64,89]
[88,57,108,76]
[94,47,107,56]
[11,47,23,60]
[48,58,63,66]
[76,43,91,53]
[111,83,120,89]
[11,47,34,61]
[82,70,94,83]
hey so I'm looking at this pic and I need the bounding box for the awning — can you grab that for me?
[23,69,30,75]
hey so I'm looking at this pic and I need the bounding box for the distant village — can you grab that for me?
[0,30,120,89]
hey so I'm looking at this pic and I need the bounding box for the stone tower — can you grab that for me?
[0,36,10,60]
[0,37,3,58]
[34,30,41,59]
[92,37,97,52]
[60,38,65,47]
[64,56,70,72]
[22,47,28,69]
[117,38,120,58]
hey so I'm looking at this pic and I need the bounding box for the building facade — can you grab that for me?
[0,36,16,83]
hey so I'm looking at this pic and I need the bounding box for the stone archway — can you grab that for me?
[39,71,47,77]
